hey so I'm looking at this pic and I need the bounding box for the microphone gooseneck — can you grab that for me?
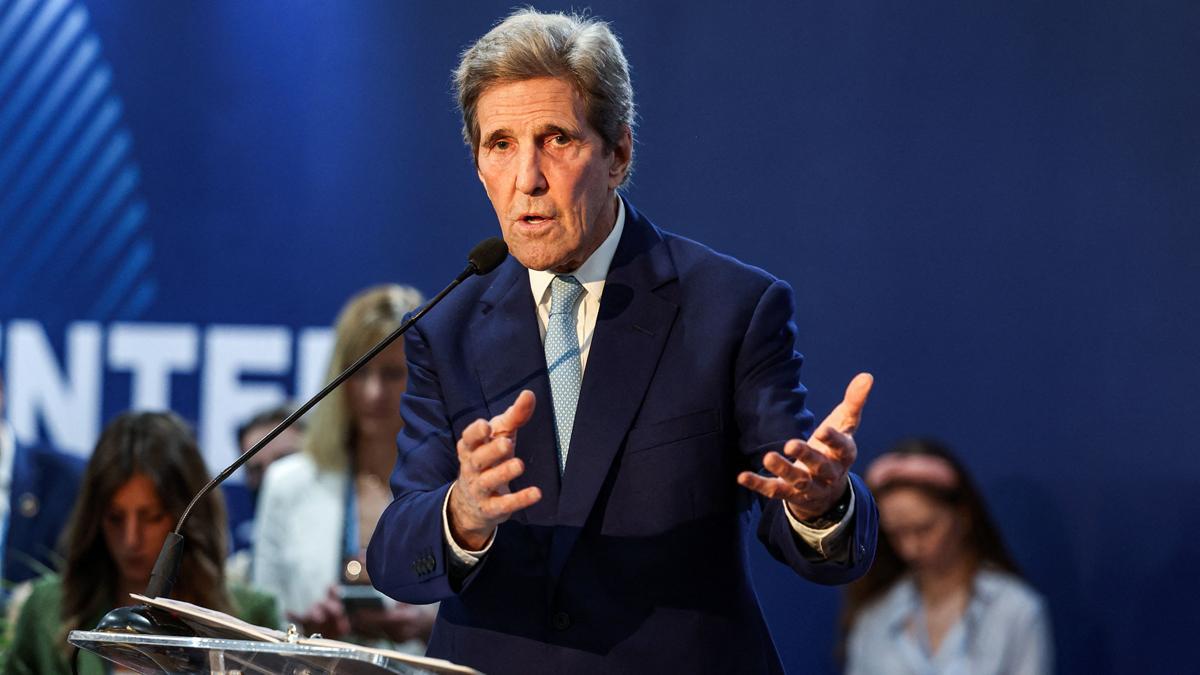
[137,236,509,602]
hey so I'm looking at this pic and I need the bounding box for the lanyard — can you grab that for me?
[342,470,359,561]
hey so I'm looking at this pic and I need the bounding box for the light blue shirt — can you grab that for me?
[846,569,1054,675]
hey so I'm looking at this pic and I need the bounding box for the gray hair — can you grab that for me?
[454,9,635,180]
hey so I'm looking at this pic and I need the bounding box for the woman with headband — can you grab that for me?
[840,438,1053,674]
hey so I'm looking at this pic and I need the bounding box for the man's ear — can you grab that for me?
[608,125,633,187]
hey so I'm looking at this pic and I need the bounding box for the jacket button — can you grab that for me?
[19,493,39,518]
[551,611,571,631]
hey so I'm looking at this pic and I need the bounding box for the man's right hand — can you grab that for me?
[447,389,542,550]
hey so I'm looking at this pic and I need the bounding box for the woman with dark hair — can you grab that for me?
[842,438,1053,675]
[3,411,278,675]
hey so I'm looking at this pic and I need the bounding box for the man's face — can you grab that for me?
[241,423,303,493]
[475,77,631,273]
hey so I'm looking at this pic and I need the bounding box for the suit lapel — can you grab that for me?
[550,203,679,576]
[469,258,561,525]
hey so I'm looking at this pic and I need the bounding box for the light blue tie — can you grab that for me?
[545,275,585,475]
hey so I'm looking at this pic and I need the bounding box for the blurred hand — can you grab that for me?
[288,586,351,640]
[738,373,874,520]
[447,390,543,549]
[349,602,438,644]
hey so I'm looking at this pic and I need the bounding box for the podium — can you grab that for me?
[69,630,472,674]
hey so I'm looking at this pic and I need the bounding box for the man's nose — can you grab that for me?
[515,145,548,196]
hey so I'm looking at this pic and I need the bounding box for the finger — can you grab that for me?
[307,602,328,625]
[457,418,493,460]
[480,485,542,519]
[387,605,421,621]
[784,437,834,464]
[785,440,843,484]
[780,438,808,458]
[833,372,873,434]
[475,457,526,492]
[811,426,856,468]
[490,390,537,438]
[465,435,516,473]
[762,451,813,487]
[737,472,799,501]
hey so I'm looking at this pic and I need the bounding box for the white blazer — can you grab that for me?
[252,452,346,620]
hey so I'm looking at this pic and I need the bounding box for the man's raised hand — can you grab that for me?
[737,373,874,521]
[447,389,542,550]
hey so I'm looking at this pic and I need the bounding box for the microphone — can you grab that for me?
[462,236,509,280]
[94,237,508,634]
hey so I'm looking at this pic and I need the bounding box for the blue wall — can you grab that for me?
[2,1,1197,672]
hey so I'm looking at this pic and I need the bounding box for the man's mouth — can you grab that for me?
[518,213,554,225]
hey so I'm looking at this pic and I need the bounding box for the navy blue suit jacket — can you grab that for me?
[367,200,877,674]
[4,439,84,585]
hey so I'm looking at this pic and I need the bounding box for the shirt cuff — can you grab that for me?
[784,486,856,558]
[442,482,494,566]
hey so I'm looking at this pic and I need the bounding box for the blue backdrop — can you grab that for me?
[1,1,1197,672]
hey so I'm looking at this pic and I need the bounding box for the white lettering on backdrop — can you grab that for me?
[0,321,333,481]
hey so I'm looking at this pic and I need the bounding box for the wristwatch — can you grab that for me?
[799,482,852,529]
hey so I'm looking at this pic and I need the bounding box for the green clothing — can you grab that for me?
[2,576,278,675]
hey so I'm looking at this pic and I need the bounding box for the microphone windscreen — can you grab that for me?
[468,237,509,275]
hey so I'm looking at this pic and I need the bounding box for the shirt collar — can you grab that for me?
[528,195,625,304]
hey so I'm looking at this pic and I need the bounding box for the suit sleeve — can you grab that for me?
[733,278,878,585]
[365,320,468,604]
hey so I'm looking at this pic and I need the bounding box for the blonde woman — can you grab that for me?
[252,284,435,650]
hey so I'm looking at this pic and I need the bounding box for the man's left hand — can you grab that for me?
[737,373,873,520]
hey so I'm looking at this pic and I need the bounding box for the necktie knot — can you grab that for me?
[549,275,584,316]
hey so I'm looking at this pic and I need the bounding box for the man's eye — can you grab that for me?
[492,140,511,151]
[550,134,570,146]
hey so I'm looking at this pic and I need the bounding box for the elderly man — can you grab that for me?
[367,9,877,673]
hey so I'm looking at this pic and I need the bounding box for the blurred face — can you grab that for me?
[241,423,303,492]
[475,77,631,273]
[344,340,407,444]
[103,473,173,589]
[877,487,967,573]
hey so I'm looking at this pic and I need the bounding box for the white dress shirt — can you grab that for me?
[444,196,853,563]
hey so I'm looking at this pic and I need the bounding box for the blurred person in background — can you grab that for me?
[239,404,305,500]
[253,284,435,652]
[2,411,277,675]
[225,404,306,584]
[841,438,1053,675]
[1,374,84,595]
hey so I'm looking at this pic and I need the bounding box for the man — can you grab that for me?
[237,404,305,499]
[1,374,84,592]
[367,10,877,674]
[225,404,305,583]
